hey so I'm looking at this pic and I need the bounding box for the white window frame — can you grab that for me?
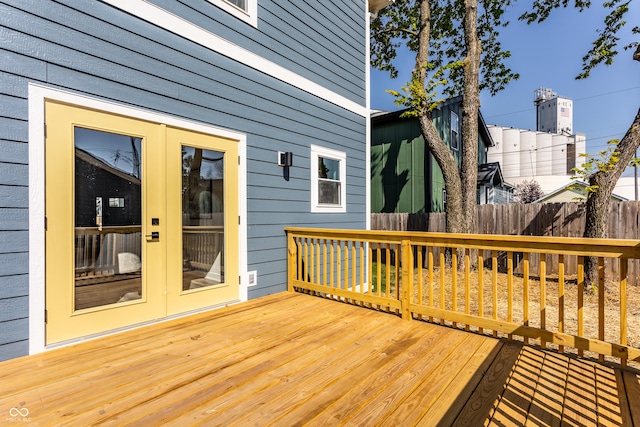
[207,0,258,27]
[450,111,459,151]
[310,145,346,213]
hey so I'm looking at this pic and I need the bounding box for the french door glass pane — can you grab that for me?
[74,127,143,310]
[181,146,225,291]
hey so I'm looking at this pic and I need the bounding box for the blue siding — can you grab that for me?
[145,0,367,104]
[0,0,368,360]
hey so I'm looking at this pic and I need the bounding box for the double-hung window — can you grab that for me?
[450,111,459,150]
[208,0,257,26]
[311,145,346,213]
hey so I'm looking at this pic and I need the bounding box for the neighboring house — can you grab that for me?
[371,97,512,213]
[477,162,514,205]
[534,181,628,203]
[0,0,380,361]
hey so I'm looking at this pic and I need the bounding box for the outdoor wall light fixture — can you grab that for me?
[278,151,293,167]
[278,151,293,181]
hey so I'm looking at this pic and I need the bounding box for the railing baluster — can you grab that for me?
[417,246,424,314]
[507,251,513,340]
[440,247,445,326]
[394,244,400,303]
[465,248,470,331]
[344,241,349,291]
[385,245,391,299]
[352,242,356,292]
[577,256,584,358]
[309,239,315,285]
[316,238,321,285]
[452,248,458,328]
[598,257,605,362]
[523,252,529,344]
[558,254,565,353]
[478,250,484,335]
[540,253,547,349]
[492,250,498,338]
[359,242,365,296]
[322,239,327,287]
[428,246,434,322]
[336,242,342,291]
[296,238,303,286]
[620,257,628,367]
[330,240,335,290]
[401,239,412,320]
[367,241,372,295]
[376,245,382,297]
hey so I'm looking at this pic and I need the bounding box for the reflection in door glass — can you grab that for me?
[74,127,143,310]
[182,146,225,291]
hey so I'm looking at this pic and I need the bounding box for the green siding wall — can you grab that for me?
[371,100,461,214]
[371,98,491,214]
[371,118,427,213]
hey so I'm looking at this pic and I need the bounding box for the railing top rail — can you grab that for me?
[285,227,640,259]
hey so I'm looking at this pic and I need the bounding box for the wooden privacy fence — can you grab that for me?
[286,227,640,367]
[372,201,640,285]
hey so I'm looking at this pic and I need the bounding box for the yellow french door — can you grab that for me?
[165,126,238,315]
[45,101,238,345]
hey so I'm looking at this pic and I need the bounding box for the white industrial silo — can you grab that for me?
[487,125,503,165]
[536,132,553,175]
[519,130,537,178]
[552,134,568,175]
[502,128,520,179]
[574,133,587,171]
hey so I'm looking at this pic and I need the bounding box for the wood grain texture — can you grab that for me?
[1,292,637,426]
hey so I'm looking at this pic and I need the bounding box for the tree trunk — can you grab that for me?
[415,0,464,234]
[419,114,464,233]
[583,106,640,288]
[460,0,481,234]
[414,0,481,235]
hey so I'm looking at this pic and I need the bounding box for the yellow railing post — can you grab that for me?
[401,239,413,321]
[287,232,296,292]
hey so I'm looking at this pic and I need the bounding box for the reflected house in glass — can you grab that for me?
[75,151,142,228]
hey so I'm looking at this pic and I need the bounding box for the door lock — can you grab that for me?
[146,231,160,240]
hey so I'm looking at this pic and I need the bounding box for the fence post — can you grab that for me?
[401,239,413,320]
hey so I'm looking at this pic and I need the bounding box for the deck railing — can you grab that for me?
[286,227,640,367]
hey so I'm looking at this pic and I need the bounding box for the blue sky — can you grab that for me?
[370,2,640,156]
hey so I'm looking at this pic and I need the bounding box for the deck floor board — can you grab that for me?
[1,292,638,426]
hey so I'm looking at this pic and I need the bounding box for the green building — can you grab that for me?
[371,97,512,213]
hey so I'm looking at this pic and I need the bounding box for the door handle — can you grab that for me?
[146,231,160,240]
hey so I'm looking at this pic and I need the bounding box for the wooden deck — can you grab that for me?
[2,292,639,426]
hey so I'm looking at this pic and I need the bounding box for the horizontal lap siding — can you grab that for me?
[0,0,367,357]
[0,36,29,360]
[147,0,366,105]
